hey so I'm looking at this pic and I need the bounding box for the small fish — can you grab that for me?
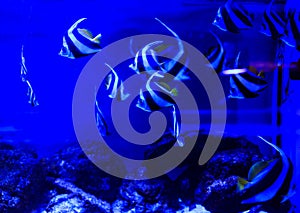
[212,0,254,33]
[129,40,164,75]
[20,46,39,107]
[129,18,188,81]
[260,1,287,41]
[205,31,225,73]
[136,71,176,112]
[228,52,268,99]
[59,18,101,59]
[105,63,130,101]
[25,80,39,107]
[282,9,300,50]
[136,72,179,141]
[238,136,293,204]
[95,90,109,136]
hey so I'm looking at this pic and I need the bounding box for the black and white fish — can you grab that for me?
[129,18,188,81]
[24,80,39,107]
[228,52,268,99]
[136,71,179,140]
[59,18,102,59]
[260,1,287,42]
[20,46,39,107]
[212,0,254,33]
[129,40,164,75]
[136,71,177,112]
[282,9,300,50]
[205,31,225,74]
[105,63,130,101]
[238,136,293,204]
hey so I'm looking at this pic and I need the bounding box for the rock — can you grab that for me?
[43,194,100,213]
[42,178,111,213]
[44,144,123,202]
[0,142,45,212]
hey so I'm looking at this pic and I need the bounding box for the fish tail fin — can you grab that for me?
[237,177,249,191]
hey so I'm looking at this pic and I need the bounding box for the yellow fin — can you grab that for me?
[237,177,248,191]
[78,28,93,39]
[248,160,274,181]
[153,44,169,53]
[157,81,171,91]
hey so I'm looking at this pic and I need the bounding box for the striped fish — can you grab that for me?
[205,31,225,74]
[129,18,189,81]
[105,63,130,101]
[129,40,164,75]
[136,72,177,112]
[212,0,254,33]
[282,9,300,50]
[238,136,293,204]
[25,80,39,107]
[228,52,268,99]
[260,1,287,41]
[20,46,39,107]
[59,18,101,59]
[136,71,179,140]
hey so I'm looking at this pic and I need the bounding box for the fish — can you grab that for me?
[260,1,287,42]
[105,63,130,101]
[25,80,39,107]
[282,9,300,50]
[129,40,164,75]
[212,0,254,33]
[228,52,268,99]
[95,90,109,136]
[136,72,179,140]
[136,71,176,112]
[129,18,189,81]
[205,31,225,74]
[20,46,39,107]
[59,18,101,59]
[238,136,293,204]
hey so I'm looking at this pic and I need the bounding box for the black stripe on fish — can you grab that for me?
[213,0,254,33]
[59,18,101,59]
[240,136,293,204]
[260,3,287,40]
[95,98,109,136]
[286,10,300,50]
[229,71,268,99]
[205,31,225,74]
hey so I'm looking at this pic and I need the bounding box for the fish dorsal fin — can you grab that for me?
[77,28,93,39]
[237,177,249,191]
[153,43,170,53]
[248,159,276,181]
[155,81,178,97]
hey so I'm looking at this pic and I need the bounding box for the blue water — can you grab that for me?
[0,0,297,162]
